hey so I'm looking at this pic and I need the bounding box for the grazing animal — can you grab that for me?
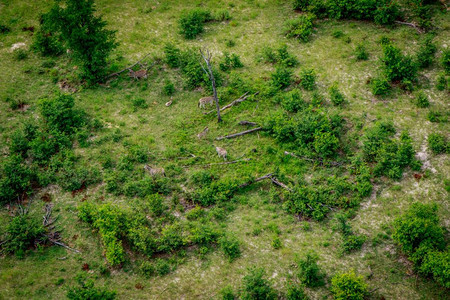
[198,96,214,109]
[215,146,227,161]
[197,127,209,139]
[129,69,148,80]
[414,173,423,181]
[144,165,165,177]
[165,97,173,107]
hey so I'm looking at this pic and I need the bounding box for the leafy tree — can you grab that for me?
[381,42,418,84]
[297,252,325,287]
[241,268,277,300]
[331,271,368,300]
[44,0,117,83]
[3,214,46,257]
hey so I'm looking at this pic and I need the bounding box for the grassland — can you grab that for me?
[0,0,449,299]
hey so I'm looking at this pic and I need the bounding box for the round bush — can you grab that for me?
[331,271,368,300]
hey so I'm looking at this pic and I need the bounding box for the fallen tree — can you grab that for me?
[204,92,259,115]
[216,127,263,140]
[239,173,292,191]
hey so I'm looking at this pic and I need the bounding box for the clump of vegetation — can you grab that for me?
[370,76,391,96]
[163,79,175,96]
[286,282,308,300]
[259,45,298,67]
[354,44,369,61]
[67,273,117,300]
[331,271,368,300]
[0,155,35,205]
[279,89,306,113]
[13,49,28,61]
[414,91,429,108]
[428,133,448,154]
[241,268,277,300]
[3,214,46,258]
[219,234,241,261]
[381,42,418,86]
[0,24,11,34]
[297,252,325,287]
[220,285,236,300]
[329,84,346,106]
[335,214,365,254]
[42,0,117,83]
[284,14,315,43]
[416,35,436,69]
[270,67,293,91]
[393,203,448,288]
[179,9,212,39]
[299,68,316,90]
[220,52,244,71]
[442,50,450,74]
[435,73,448,91]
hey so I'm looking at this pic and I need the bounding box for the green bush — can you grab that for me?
[370,76,391,96]
[373,0,401,25]
[297,252,325,287]
[436,73,448,91]
[416,35,436,69]
[0,155,35,205]
[220,52,244,71]
[67,273,116,300]
[220,285,236,300]
[241,268,277,300]
[43,0,117,83]
[381,42,418,83]
[0,24,11,34]
[164,43,182,68]
[214,9,232,22]
[157,222,186,252]
[414,91,429,108]
[219,234,241,261]
[57,163,102,192]
[286,282,308,300]
[331,271,368,300]
[191,178,240,206]
[280,89,306,113]
[154,259,171,276]
[139,260,156,278]
[13,49,28,61]
[299,68,316,90]
[420,249,450,288]
[354,44,369,60]
[293,0,309,10]
[284,14,315,43]
[271,67,293,90]
[3,214,45,257]
[31,29,63,56]
[427,110,447,123]
[39,94,85,135]
[163,79,175,96]
[147,194,166,217]
[428,133,447,154]
[29,130,71,163]
[9,122,38,158]
[277,45,299,67]
[329,84,346,106]
[442,50,450,74]
[179,9,211,39]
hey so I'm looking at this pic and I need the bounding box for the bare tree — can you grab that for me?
[200,49,222,123]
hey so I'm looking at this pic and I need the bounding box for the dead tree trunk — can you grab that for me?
[216,127,263,140]
[200,49,222,123]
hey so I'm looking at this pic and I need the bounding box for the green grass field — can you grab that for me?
[0,0,449,299]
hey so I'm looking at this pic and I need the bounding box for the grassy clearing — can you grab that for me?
[0,0,449,299]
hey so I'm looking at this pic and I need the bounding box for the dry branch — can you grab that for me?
[182,158,251,168]
[51,240,81,253]
[394,21,424,33]
[239,173,292,191]
[106,52,153,78]
[216,127,263,140]
[239,121,258,126]
[204,92,259,115]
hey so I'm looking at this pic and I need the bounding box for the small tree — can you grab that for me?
[44,0,117,84]
[200,49,222,123]
[331,271,368,300]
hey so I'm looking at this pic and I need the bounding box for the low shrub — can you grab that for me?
[57,163,102,192]
[191,178,240,206]
[131,97,148,111]
[331,271,368,300]
[163,79,175,96]
[280,89,306,113]
[414,91,429,108]
[220,285,236,300]
[286,282,308,300]
[270,67,293,91]
[31,30,63,56]
[154,259,171,276]
[3,214,46,257]
[259,45,298,67]
[29,130,71,163]
[214,9,232,21]
[179,9,211,39]
[442,50,450,74]
[370,76,391,96]
[219,234,241,261]
[241,268,277,300]
[293,0,309,11]
[428,133,447,154]
[220,52,244,71]
[284,14,315,43]
[13,49,28,61]
[329,84,346,106]
[381,42,418,83]
[297,252,325,287]
[354,44,369,61]
[427,110,447,123]
[373,0,401,25]
[0,24,11,34]
[147,194,167,217]
[67,273,116,300]
[416,35,436,69]
[435,73,448,91]
[0,155,35,204]
[157,222,186,252]
[299,68,316,90]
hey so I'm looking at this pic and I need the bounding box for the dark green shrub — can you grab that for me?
[354,44,369,60]
[286,283,308,300]
[214,9,232,21]
[57,163,102,192]
[416,35,436,69]
[9,121,38,158]
[154,259,171,276]
[370,76,391,96]
[13,49,28,61]
[428,133,447,154]
[164,43,182,68]
[191,178,240,206]
[219,234,241,261]
[179,9,211,39]
[332,30,344,38]
[191,170,215,185]
[393,202,445,256]
[293,0,309,10]
[362,121,396,161]
[270,67,293,90]
[271,235,282,249]
[220,52,244,71]
[297,252,325,287]
[442,50,450,74]
[342,234,366,253]
[331,271,368,300]
[436,73,448,91]
[329,84,346,106]
[277,44,299,67]
[0,24,11,34]
[157,222,186,252]
[0,155,35,204]
[381,42,418,83]
[427,110,447,123]
[241,268,277,300]
[39,94,85,135]
[3,214,45,257]
[147,194,166,217]
[260,46,278,64]
[414,91,429,108]
[44,0,117,83]
[373,0,401,25]
[139,260,156,278]
[284,14,315,43]
[280,89,306,113]
[220,285,236,300]
[29,130,71,163]
[31,30,63,56]
[420,249,450,288]
[163,79,175,96]
[67,273,116,300]
[127,224,157,257]
[299,68,316,90]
